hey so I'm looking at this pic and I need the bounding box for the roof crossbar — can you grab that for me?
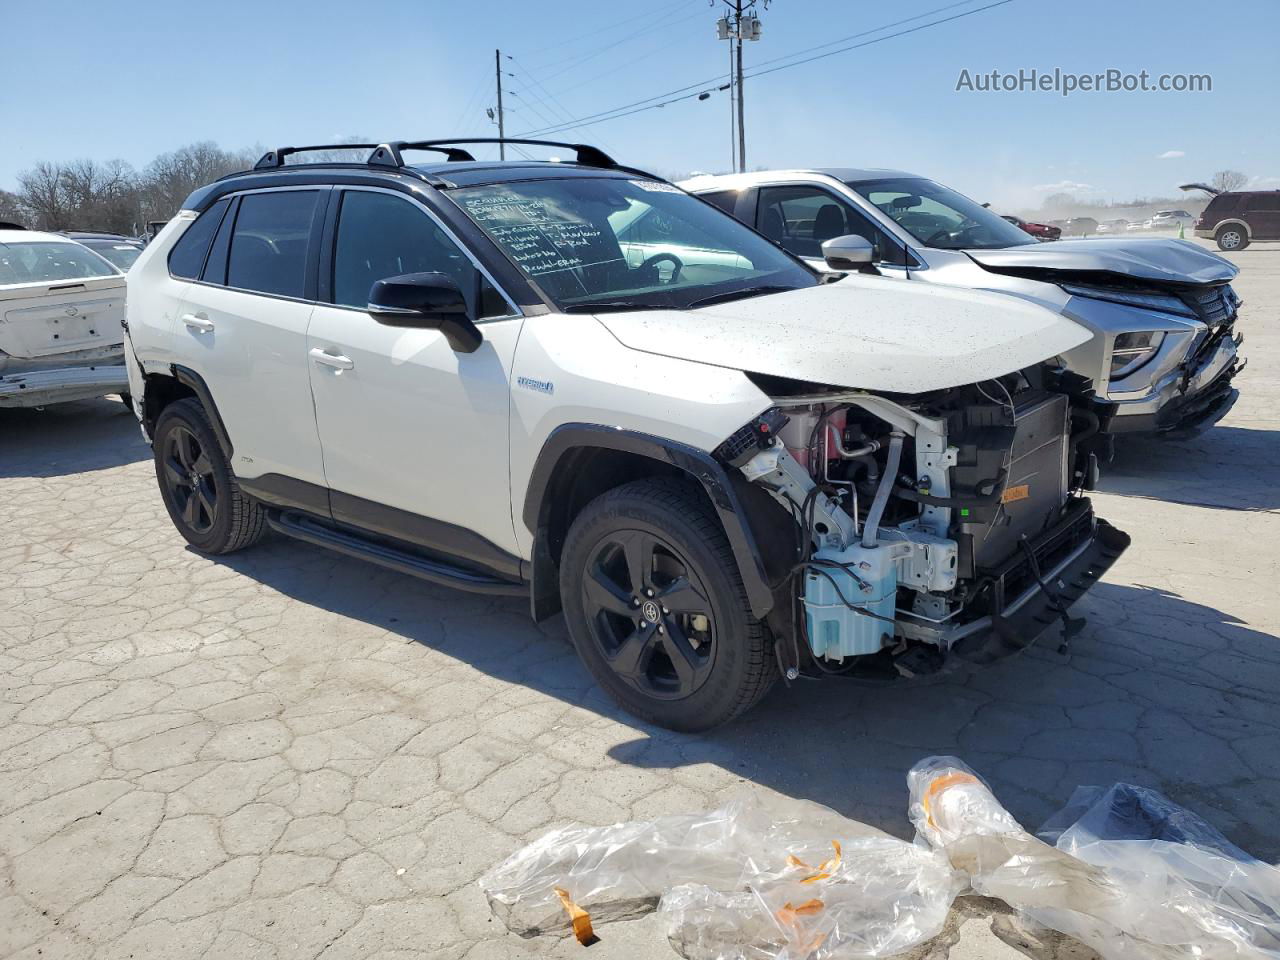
[394,138,618,169]
[250,138,617,172]
[253,142,474,170]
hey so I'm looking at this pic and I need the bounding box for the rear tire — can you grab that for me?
[559,477,776,732]
[153,397,266,555]
[1216,225,1249,251]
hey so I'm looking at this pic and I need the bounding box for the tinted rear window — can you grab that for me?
[1206,195,1241,215]
[168,198,230,279]
[227,191,320,298]
[699,190,740,216]
[0,241,118,285]
[1246,194,1280,212]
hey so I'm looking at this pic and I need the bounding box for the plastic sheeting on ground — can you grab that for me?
[479,758,1280,959]
[479,791,962,958]
[909,756,1280,960]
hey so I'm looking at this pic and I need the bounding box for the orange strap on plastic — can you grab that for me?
[787,840,843,884]
[802,840,842,884]
[776,898,825,925]
[921,771,979,827]
[553,886,599,947]
[775,899,828,957]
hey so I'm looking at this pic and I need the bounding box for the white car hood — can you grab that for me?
[592,273,1091,393]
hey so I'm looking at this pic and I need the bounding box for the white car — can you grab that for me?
[681,169,1243,439]
[0,229,129,408]
[1149,210,1195,231]
[124,138,1127,731]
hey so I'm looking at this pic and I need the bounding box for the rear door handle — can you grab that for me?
[181,313,215,333]
[309,347,354,370]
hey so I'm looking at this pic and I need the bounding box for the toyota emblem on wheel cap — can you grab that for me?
[641,600,660,623]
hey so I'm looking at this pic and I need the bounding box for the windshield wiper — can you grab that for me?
[687,285,793,309]
[562,300,669,313]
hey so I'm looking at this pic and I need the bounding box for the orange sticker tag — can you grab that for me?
[1001,484,1031,504]
[553,887,600,947]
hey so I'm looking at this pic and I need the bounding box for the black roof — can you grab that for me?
[409,160,638,187]
[181,138,659,212]
[65,232,141,242]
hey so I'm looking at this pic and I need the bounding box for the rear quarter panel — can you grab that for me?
[125,215,195,374]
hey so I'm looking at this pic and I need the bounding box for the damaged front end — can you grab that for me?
[715,372,1130,680]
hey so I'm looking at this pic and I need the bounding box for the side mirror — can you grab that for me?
[367,272,482,353]
[821,234,876,272]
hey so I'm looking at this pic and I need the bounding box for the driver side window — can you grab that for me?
[331,190,508,317]
[755,186,906,265]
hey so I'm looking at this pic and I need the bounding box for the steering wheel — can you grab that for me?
[924,220,980,247]
[638,252,684,284]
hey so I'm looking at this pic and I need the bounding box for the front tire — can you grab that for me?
[559,477,776,732]
[1216,225,1249,251]
[153,397,266,555]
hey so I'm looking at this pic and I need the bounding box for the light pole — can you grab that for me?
[716,1,764,173]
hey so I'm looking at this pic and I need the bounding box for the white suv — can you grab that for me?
[125,139,1128,731]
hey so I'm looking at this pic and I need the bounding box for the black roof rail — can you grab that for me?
[395,138,617,169]
[253,142,474,170]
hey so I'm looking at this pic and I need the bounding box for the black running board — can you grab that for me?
[267,511,529,597]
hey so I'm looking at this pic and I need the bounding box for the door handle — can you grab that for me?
[181,313,215,333]
[309,347,354,370]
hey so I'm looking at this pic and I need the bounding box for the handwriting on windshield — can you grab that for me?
[461,193,619,276]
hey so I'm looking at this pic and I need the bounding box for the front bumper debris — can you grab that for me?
[1106,333,1242,436]
[948,499,1130,665]
[0,364,129,407]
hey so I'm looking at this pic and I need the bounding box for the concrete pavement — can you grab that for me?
[1,241,1277,959]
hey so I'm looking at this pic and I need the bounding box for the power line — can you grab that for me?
[532,5,707,86]
[515,0,1016,139]
[520,0,693,64]
[745,0,1017,81]
[746,0,980,74]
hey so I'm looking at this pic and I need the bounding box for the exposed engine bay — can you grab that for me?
[715,370,1131,680]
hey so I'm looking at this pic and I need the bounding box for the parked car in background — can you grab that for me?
[1126,219,1150,232]
[124,139,1127,729]
[1096,219,1129,234]
[0,229,129,408]
[1149,210,1195,231]
[1063,217,1099,237]
[1190,190,1280,251]
[64,232,145,272]
[680,168,1244,439]
[1001,214,1061,241]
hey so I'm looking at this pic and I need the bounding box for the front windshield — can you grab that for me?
[0,241,119,285]
[848,177,1036,250]
[449,176,817,310]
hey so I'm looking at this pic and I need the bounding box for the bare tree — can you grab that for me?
[0,189,26,226]
[61,158,140,234]
[1211,170,1248,193]
[17,161,72,230]
[139,142,256,223]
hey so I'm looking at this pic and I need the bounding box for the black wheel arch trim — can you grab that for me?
[523,423,777,621]
[168,364,234,460]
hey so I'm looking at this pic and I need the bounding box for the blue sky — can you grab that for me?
[3,0,1276,211]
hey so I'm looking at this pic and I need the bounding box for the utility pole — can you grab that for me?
[717,2,764,173]
[495,48,506,160]
[735,2,745,172]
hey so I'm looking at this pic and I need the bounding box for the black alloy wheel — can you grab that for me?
[581,529,716,700]
[161,424,218,534]
[152,397,266,554]
[558,477,775,731]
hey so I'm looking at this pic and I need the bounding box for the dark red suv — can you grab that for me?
[1194,191,1280,250]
